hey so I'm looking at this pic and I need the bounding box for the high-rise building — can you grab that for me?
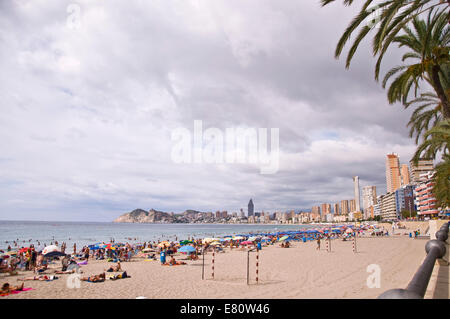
[248,199,254,217]
[373,203,381,217]
[395,185,416,216]
[380,191,398,220]
[340,200,349,215]
[400,164,410,186]
[320,203,331,217]
[409,158,434,184]
[386,153,401,193]
[353,176,361,212]
[311,206,321,220]
[362,186,377,212]
[415,171,439,218]
[349,199,356,212]
[333,203,339,215]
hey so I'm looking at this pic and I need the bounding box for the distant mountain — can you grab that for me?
[113,208,175,223]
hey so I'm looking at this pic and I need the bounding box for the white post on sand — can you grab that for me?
[202,247,205,280]
[352,234,357,253]
[325,235,329,252]
[211,247,215,280]
[247,250,250,285]
[256,248,259,284]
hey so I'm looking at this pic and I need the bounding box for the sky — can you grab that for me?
[0,0,418,221]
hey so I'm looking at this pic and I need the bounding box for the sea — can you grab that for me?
[0,220,314,250]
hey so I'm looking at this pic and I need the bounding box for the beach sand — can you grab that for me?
[1,235,428,299]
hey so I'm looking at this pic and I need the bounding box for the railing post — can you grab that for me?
[378,222,449,299]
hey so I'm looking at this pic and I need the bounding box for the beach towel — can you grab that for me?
[0,287,33,297]
[77,260,88,265]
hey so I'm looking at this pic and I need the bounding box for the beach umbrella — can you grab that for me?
[5,251,17,256]
[42,245,59,255]
[209,241,222,246]
[248,236,259,241]
[44,251,66,258]
[178,245,196,253]
[157,241,170,248]
[232,236,245,240]
[202,238,219,244]
[240,241,254,245]
[278,236,289,242]
[142,248,155,252]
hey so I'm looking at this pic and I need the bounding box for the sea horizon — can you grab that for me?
[0,220,319,251]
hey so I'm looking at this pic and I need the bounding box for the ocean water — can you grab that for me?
[0,220,313,250]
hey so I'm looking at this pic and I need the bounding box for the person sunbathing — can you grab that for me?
[167,256,186,266]
[189,254,199,261]
[106,262,122,272]
[81,272,105,283]
[18,275,57,281]
[34,264,48,273]
[0,265,17,275]
[54,268,81,274]
[109,271,130,280]
[1,282,24,294]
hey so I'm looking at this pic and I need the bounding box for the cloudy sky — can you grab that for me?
[0,0,418,221]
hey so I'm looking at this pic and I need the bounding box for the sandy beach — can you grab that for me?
[1,235,427,299]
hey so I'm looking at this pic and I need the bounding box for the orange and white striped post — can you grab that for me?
[352,234,356,253]
[211,247,215,279]
[256,248,259,284]
[325,236,329,252]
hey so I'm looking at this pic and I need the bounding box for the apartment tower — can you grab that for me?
[353,176,361,212]
[400,164,410,186]
[386,153,401,193]
[340,200,349,215]
[409,158,434,184]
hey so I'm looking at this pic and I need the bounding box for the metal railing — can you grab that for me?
[378,221,449,299]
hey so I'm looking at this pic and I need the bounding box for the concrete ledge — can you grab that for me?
[425,237,449,299]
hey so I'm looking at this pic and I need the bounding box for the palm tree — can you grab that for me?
[432,154,450,208]
[413,119,450,161]
[320,0,449,80]
[405,92,443,143]
[382,9,450,118]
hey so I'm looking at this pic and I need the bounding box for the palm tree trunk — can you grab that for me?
[431,65,450,119]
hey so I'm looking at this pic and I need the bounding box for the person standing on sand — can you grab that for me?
[316,237,321,250]
[84,247,90,261]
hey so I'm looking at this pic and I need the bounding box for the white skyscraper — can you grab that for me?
[353,176,361,212]
[362,186,377,219]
